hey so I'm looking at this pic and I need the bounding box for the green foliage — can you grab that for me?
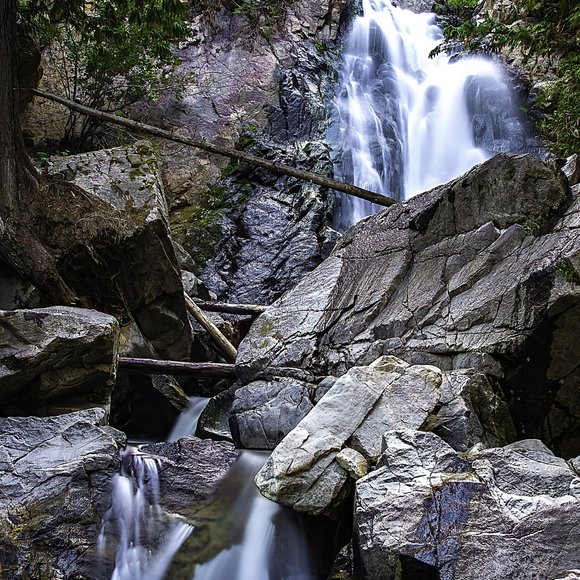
[537,53,580,156]
[432,0,580,156]
[18,0,189,151]
[557,259,580,284]
[192,0,294,35]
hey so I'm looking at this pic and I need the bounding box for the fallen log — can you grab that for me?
[31,89,397,208]
[119,357,236,378]
[184,294,238,362]
[118,356,319,383]
[195,300,267,316]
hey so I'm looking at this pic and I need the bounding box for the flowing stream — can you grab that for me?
[192,451,313,580]
[330,0,528,229]
[98,447,193,580]
[101,405,316,579]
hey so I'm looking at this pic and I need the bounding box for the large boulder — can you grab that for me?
[426,369,516,452]
[46,142,191,360]
[239,153,580,457]
[229,377,316,450]
[0,306,119,416]
[255,357,444,515]
[0,409,125,579]
[354,429,580,580]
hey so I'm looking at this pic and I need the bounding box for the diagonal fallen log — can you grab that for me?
[31,89,398,208]
[184,294,238,362]
[194,300,267,316]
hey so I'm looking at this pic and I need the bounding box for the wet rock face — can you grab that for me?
[0,307,119,416]
[354,429,580,580]
[0,409,125,579]
[141,437,239,517]
[239,153,580,456]
[135,0,348,305]
[47,142,192,361]
[201,140,335,304]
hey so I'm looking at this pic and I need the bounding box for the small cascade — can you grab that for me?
[193,451,312,580]
[168,396,210,441]
[330,0,527,229]
[98,447,193,580]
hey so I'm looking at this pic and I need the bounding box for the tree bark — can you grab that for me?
[119,357,236,378]
[31,89,398,208]
[184,294,238,362]
[0,0,77,304]
[194,300,267,316]
[118,356,318,382]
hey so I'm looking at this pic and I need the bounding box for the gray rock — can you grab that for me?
[255,356,443,515]
[355,429,580,580]
[239,154,580,457]
[139,0,347,305]
[197,387,236,442]
[336,448,368,480]
[0,409,125,579]
[0,307,119,416]
[395,0,434,13]
[562,154,580,187]
[47,142,192,361]
[201,140,334,305]
[141,437,239,517]
[554,572,580,580]
[229,378,315,450]
[425,369,516,452]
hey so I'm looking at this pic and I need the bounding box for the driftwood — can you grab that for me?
[195,300,267,316]
[184,294,238,362]
[31,89,397,208]
[119,357,236,378]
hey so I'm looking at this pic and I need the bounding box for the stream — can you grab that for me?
[99,1,529,577]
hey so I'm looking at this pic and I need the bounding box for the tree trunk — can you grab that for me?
[0,0,77,304]
[31,89,398,208]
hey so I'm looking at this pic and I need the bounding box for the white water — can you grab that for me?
[98,447,193,580]
[168,396,210,441]
[193,451,312,580]
[331,0,523,228]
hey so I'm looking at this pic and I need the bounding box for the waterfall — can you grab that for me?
[192,451,312,580]
[98,447,193,580]
[168,396,210,441]
[330,0,528,229]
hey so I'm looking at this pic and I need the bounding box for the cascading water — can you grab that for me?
[168,396,210,441]
[98,447,193,580]
[100,427,318,579]
[330,0,528,229]
[192,451,312,580]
